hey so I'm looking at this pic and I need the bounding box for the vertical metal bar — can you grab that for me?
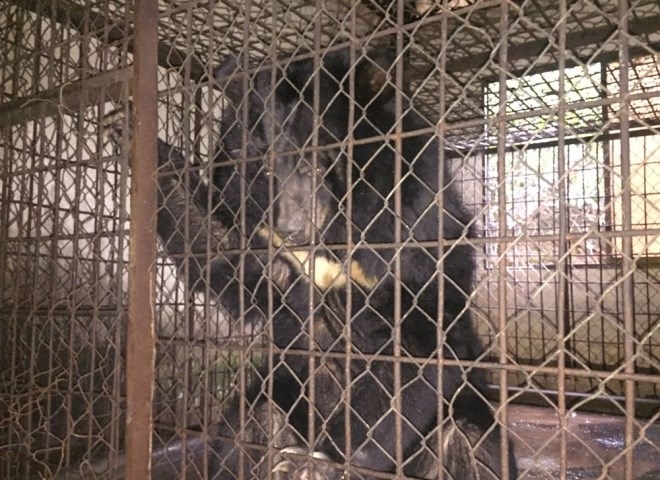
[34,119,48,470]
[238,4,252,478]
[496,2,511,478]
[79,6,99,469]
[67,5,88,467]
[34,0,56,467]
[617,2,635,479]
[393,0,405,473]
[0,125,9,319]
[113,86,132,478]
[435,3,449,479]
[0,119,13,479]
[600,62,614,262]
[24,4,43,474]
[181,6,194,476]
[67,95,85,475]
[199,76,210,480]
[267,2,278,475]
[555,1,569,478]
[3,11,24,477]
[344,11,357,472]
[599,62,611,371]
[201,3,216,474]
[125,0,158,478]
[0,21,21,477]
[306,0,323,455]
[177,6,192,472]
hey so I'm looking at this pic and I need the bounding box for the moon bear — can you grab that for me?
[152,47,517,480]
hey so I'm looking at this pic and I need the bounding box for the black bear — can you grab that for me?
[151,47,517,480]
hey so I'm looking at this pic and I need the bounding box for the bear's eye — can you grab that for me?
[298,164,324,177]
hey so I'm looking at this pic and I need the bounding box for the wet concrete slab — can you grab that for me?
[508,405,660,479]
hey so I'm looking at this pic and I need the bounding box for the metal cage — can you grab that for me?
[0,1,658,479]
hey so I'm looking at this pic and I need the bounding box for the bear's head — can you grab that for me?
[212,48,398,247]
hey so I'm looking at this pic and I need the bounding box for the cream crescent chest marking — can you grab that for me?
[258,227,377,290]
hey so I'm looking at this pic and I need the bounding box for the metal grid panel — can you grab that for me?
[0,1,659,479]
[0,1,134,478]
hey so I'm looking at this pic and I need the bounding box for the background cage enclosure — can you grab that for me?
[0,0,658,479]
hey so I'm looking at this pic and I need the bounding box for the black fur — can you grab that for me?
[153,48,517,480]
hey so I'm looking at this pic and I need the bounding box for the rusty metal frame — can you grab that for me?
[124,1,158,479]
[0,0,659,479]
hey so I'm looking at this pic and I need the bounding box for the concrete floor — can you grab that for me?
[508,405,660,479]
[39,404,660,479]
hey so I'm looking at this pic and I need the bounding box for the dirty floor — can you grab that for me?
[508,405,660,479]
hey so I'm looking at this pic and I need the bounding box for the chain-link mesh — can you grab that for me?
[1,1,659,480]
[0,2,134,478]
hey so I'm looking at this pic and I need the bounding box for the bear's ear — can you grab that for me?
[213,54,272,106]
[213,54,247,105]
[215,54,294,107]
[354,48,397,106]
[278,55,314,104]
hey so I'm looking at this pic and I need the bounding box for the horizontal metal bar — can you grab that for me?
[10,0,208,82]
[0,67,133,128]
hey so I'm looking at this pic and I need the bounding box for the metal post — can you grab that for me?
[125,0,158,478]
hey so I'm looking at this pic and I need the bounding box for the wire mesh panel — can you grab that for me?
[0,1,135,478]
[1,1,659,480]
